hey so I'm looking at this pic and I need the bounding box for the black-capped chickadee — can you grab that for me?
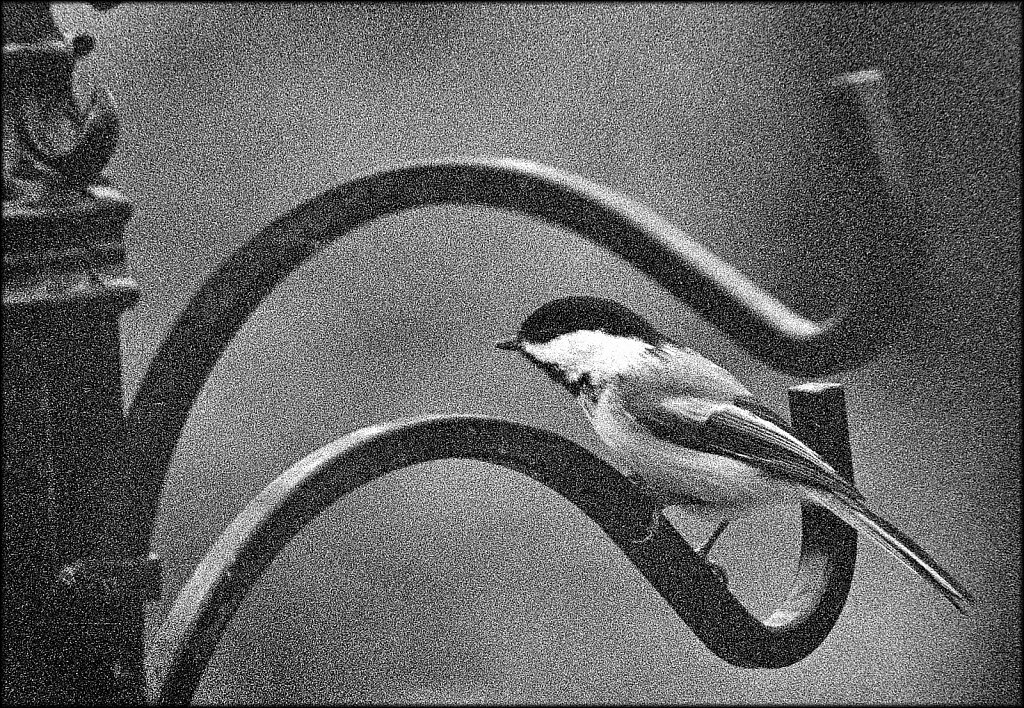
[497,296,973,613]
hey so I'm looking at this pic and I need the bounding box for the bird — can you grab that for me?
[496,295,973,613]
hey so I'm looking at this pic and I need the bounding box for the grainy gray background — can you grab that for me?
[57,2,1019,704]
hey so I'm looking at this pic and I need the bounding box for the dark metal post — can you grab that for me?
[3,2,158,703]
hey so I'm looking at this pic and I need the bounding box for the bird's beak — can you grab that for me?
[495,339,520,352]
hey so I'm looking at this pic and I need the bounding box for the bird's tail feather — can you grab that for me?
[803,487,974,614]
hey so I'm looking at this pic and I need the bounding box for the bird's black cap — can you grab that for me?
[502,296,666,348]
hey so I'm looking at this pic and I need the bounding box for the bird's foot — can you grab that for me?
[695,520,730,559]
[705,559,729,586]
[693,521,730,585]
[630,510,663,545]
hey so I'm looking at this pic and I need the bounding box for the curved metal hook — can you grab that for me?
[148,389,856,704]
[127,70,911,548]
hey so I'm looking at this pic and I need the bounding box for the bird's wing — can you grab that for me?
[733,395,796,433]
[630,393,864,500]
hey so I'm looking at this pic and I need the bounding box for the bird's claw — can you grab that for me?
[630,528,656,546]
[630,510,663,545]
[705,560,729,586]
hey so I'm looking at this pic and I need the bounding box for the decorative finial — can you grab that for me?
[2,2,136,311]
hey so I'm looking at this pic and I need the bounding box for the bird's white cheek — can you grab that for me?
[520,331,653,386]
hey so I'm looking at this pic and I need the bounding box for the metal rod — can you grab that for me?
[148,389,857,703]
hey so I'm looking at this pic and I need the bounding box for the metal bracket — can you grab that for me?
[147,384,856,704]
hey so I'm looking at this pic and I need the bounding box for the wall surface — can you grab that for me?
[56,2,1019,704]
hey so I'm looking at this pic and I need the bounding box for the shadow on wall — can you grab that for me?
[57,2,1020,705]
